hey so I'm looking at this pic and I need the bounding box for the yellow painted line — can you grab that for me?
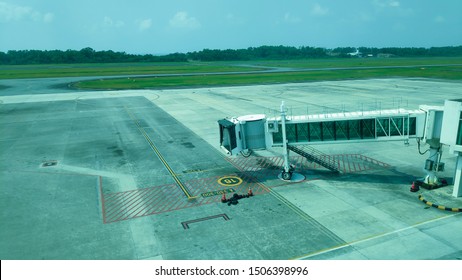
[172,166,229,177]
[124,107,195,199]
[224,148,343,243]
[292,212,461,260]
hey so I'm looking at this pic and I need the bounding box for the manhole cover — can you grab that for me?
[41,160,58,167]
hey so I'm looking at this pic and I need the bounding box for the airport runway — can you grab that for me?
[1,78,461,259]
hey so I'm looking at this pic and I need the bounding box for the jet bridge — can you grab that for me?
[267,108,425,147]
[218,107,426,155]
[218,100,462,197]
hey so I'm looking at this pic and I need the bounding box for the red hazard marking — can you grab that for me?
[100,154,389,223]
[101,173,269,224]
[228,154,390,174]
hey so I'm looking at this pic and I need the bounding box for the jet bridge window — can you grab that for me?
[376,117,416,137]
[409,117,416,136]
[271,118,378,144]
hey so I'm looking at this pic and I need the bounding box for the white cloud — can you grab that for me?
[103,16,124,28]
[226,13,244,25]
[310,3,329,16]
[226,13,236,21]
[374,0,401,8]
[43,12,54,23]
[373,0,413,16]
[358,12,373,22]
[284,12,301,23]
[0,1,53,23]
[0,1,29,21]
[138,18,152,31]
[169,11,201,29]
[434,15,445,23]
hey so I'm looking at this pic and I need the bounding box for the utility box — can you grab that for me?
[434,162,445,172]
[267,120,279,133]
[424,159,434,171]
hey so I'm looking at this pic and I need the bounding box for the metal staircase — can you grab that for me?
[287,145,340,173]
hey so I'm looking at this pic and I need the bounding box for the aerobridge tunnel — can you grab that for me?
[218,100,462,198]
[218,109,425,155]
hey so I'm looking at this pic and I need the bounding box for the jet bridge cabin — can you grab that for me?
[217,101,462,198]
[218,109,426,155]
[218,114,268,155]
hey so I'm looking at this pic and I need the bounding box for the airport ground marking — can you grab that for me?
[201,188,235,198]
[124,106,195,199]
[225,155,344,244]
[418,194,462,212]
[99,176,107,224]
[181,214,230,229]
[248,177,345,244]
[292,211,461,259]
[217,176,243,187]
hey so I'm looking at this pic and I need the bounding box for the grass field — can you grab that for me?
[69,65,462,90]
[0,62,256,79]
[1,57,462,90]
[251,56,462,68]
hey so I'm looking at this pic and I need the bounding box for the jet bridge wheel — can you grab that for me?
[281,171,292,180]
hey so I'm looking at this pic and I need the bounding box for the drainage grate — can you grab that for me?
[41,160,58,167]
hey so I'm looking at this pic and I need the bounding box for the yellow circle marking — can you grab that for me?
[218,176,243,187]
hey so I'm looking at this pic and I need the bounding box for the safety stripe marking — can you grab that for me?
[227,154,389,175]
[101,152,389,223]
[418,194,461,212]
[101,173,269,223]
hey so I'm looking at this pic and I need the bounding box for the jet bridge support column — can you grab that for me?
[438,99,462,197]
[280,101,292,180]
[279,101,305,182]
[453,153,462,197]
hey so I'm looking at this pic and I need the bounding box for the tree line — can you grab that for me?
[1,45,461,65]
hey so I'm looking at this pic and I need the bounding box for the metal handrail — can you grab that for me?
[288,145,340,173]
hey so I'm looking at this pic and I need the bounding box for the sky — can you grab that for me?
[1,0,461,54]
